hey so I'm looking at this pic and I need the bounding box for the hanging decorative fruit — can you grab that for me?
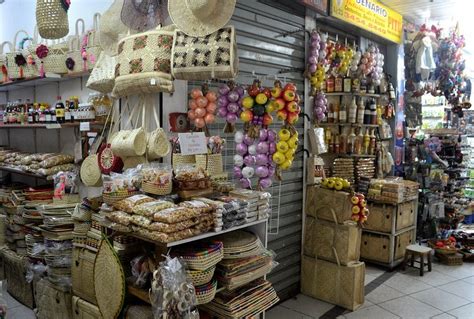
[240,79,274,138]
[216,81,245,133]
[351,193,369,224]
[187,84,217,132]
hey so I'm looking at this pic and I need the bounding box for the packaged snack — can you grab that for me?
[107,211,134,226]
[131,215,153,228]
[145,213,213,233]
[113,194,155,213]
[102,168,141,194]
[152,207,200,223]
[133,200,176,217]
[141,163,173,185]
[39,154,74,168]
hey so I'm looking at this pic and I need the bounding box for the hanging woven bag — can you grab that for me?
[84,13,103,71]
[6,30,38,79]
[36,0,70,39]
[0,42,13,83]
[144,96,170,160]
[86,52,117,93]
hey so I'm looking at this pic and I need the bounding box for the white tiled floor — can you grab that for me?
[268,261,474,319]
[4,260,474,318]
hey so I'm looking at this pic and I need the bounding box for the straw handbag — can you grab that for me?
[66,36,82,73]
[36,0,69,39]
[98,105,123,174]
[195,154,224,176]
[42,38,69,74]
[84,13,102,71]
[143,96,170,160]
[80,134,104,187]
[110,99,147,158]
[86,52,117,93]
[6,30,38,79]
[0,41,13,83]
[171,26,238,80]
[112,25,175,98]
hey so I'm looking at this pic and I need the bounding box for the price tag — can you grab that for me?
[80,122,91,132]
[46,123,61,129]
[178,132,207,155]
[150,78,156,86]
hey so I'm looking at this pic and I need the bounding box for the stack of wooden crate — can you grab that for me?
[360,199,417,269]
[301,186,365,311]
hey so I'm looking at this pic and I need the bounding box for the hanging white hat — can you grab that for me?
[168,0,236,37]
[99,0,130,56]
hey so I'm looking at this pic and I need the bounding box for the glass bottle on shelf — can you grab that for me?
[340,127,348,154]
[363,99,371,124]
[64,99,71,123]
[326,74,335,93]
[335,74,343,92]
[388,82,396,100]
[45,103,52,123]
[33,103,40,123]
[69,99,75,122]
[327,103,334,123]
[339,102,347,124]
[363,128,370,155]
[352,78,360,93]
[333,103,340,124]
[348,127,356,154]
[357,98,365,125]
[369,128,376,155]
[55,96,65,124]
[50,102,57,123]
[328,134,334,153]
[354,128,363,155]
[334,134,340,154]
[343,71,351,93]
[348,97,357,124]
[27,103,34,124]
[370,99,377,125]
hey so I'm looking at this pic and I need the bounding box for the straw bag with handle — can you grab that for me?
[84,13,103,71]
[98,104,123,174]
[86,52,117,93]
[64,19,86,73]
[0,41,13,83]
[42,38,69,74]
[36,0,69,39]
[110,98,147,158]
[80,131,104,187]
[171,26,238,81]
[143,96,170,160]
[112,25,175,98]
[6,30,38,79]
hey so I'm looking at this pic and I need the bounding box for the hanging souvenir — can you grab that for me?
[216,81,245,133]
[187,83,217,132]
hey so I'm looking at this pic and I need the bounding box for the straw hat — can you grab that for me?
[121,0,169,32]
[99,0,130,55]
[168,0,236,37]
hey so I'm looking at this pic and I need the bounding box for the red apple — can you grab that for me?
[248,85,260,97]
[262,88,272,98]
[284,83,297,92]
[286,101,298,113]
[287,112,299,124]
[275,98,286,110]
[277,110,288,121]
[263,113,273,126]
[271,86,282,98]
[283,90,296,102]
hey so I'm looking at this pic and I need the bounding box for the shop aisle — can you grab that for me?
[267,262,474,319]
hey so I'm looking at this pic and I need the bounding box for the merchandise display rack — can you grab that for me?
[0,71,90,92]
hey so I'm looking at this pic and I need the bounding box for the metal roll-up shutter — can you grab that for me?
[187,0,305,301]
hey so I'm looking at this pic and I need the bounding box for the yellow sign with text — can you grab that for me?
[331,0,403,44]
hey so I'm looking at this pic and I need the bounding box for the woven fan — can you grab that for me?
[121,0,169,31]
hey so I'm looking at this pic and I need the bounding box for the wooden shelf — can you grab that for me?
[0,71,90,92]
[315,123,379,128]
[0,166,50,179]
[325,92,382,98]
[0,122,104,129]
[127,285,150,304]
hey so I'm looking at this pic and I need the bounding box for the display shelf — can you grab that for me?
[0,166,49,179]
[0,71,90,92]
[0,122,104,129]
[315,123,379,128]
[325,92,382,98]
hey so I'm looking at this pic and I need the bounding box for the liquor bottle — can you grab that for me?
[55,96,65,123]
[363,99,371,124]
[33,103,40,123]
[27,104,34,124]
[348,97,357,124]
[326,74,335,93]
[339,102,347,124]
[369,129,376,155]
[64,99,71,123]
[327,103,334,123]
[340,127,347,154]
[352,78,360,93]
[357,98,365,125]
[363,128,370,155]
[50,102,57,123]
[334,134,340,154]
[68,99,75,122]
[348,127,356,154]
[370,99,377,125]
[354,128,363,155]
[333,103,339,124]
[388,82,396,100]
[324,128,332,149]
[343,72,351,93]
[328,135,334,153]
[360,77,367,94]
[335,74,343,92]
[45,104,52,123]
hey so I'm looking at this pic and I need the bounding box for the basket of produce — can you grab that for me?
[195,280,217,305]
[186,266,216,286]
[428,238,457,255]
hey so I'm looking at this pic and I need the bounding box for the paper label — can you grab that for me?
[80,122,90,131]
[150,78,156,86]
[178,132,207,155]
[46,123,61,129]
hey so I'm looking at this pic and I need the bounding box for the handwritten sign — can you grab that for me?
[178,132,207,155]
[331,0,403,44]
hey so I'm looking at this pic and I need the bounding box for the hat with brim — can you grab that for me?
[121,0,169,32]
[168,0,236,37]
[99,0,130,55]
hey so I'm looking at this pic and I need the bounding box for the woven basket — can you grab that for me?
[110,128,147,157]
[66,36,82,73]
[72,248,97,304]
[43,39,68,74]
[85,13,102,71]
[36,0,69,39]
[142,180,172,196]
[86,52,117,93]
[195,280,217,305]
[175,242,224,271]
[195,154,223,176]
[123,156,146,169]
[428,239,457,255]
[0,41,13,83]
[102,190,138,205]
[186,266,215,286]
[172,154,195,169]
[80,155,102,187]
[6,30,38,79]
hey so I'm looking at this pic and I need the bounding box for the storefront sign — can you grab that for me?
[178,132,207,155]
[299,0,328,15]
[330,0,403,44]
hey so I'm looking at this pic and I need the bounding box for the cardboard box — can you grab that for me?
[305,186,352,224]
[301,255,365,311]
[304,216,361,265]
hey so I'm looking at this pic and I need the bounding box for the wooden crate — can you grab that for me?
[365,200,417,233]
[305,186,352,224]
[360,228,415,265]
